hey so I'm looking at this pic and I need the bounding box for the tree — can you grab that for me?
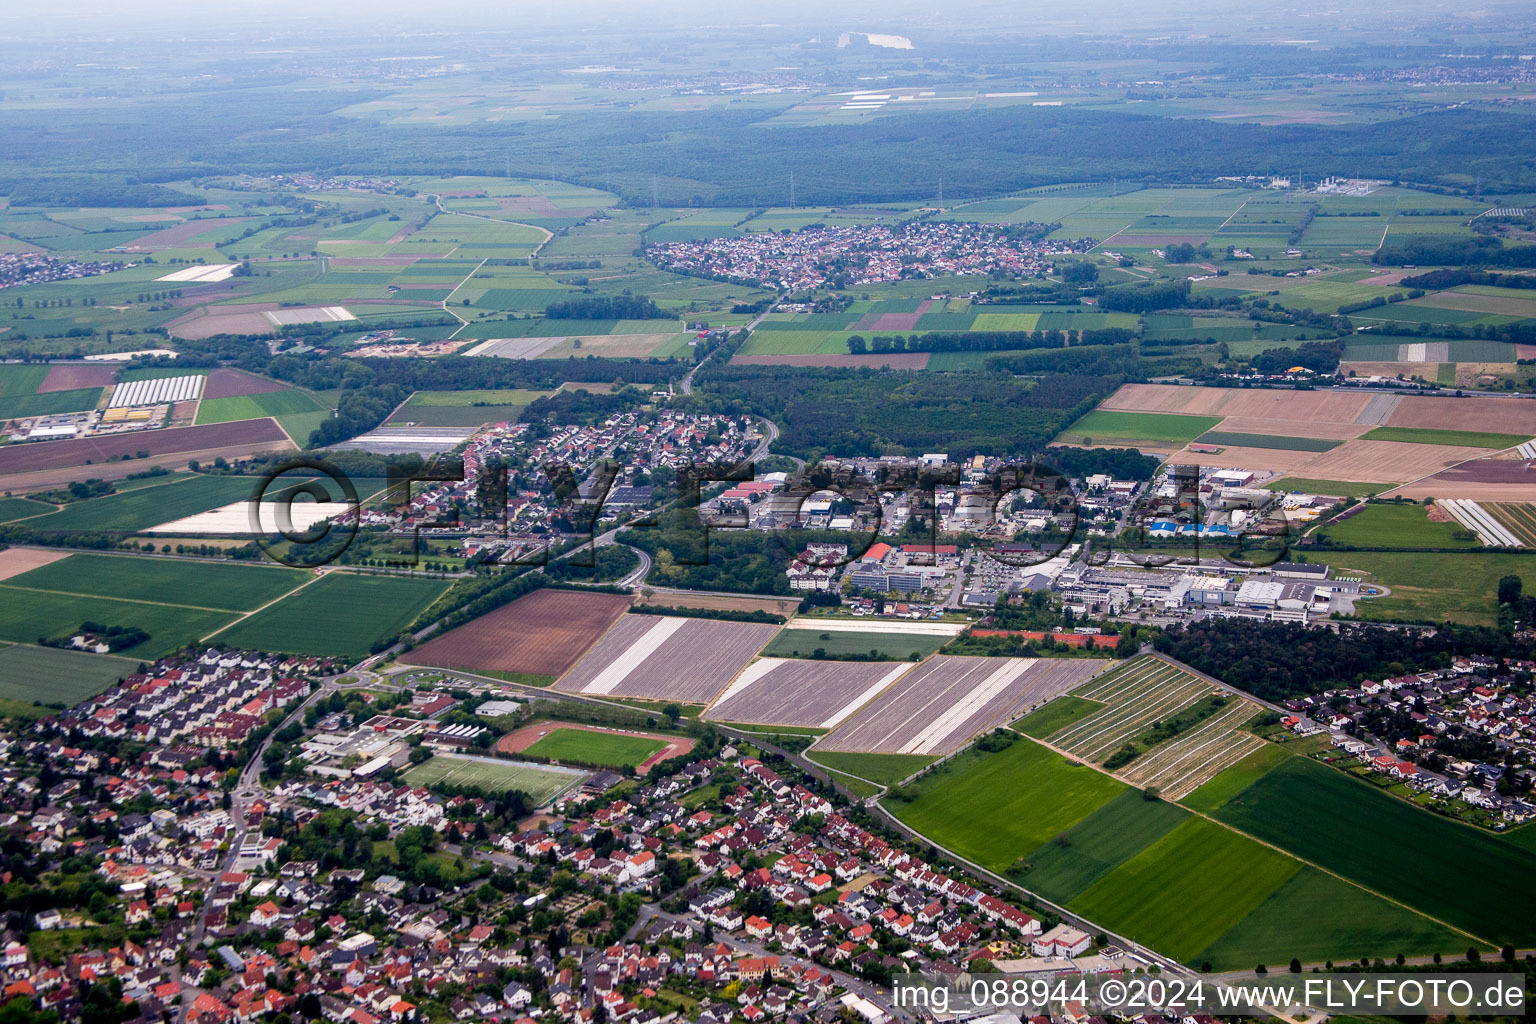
[1498,574,1523,606]
[1289,958,1302,973]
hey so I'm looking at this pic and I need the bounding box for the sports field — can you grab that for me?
[1058,410,1222,445]
[760,628,945,661]
[522,727,666,768]
[210,572,448,658]
[402,754,582,805]
[1212,755,1536,946]
[0,643,139,705]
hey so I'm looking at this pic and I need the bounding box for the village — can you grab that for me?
[0,645,1165,1024]
[643,223,1094,291]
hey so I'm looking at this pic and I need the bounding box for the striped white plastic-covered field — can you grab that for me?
[1049,657,1214,762]
[1119,698,1264,799]
[107,374,205,408]
[552,614,779,703]
[703,658,916,728]
[1516,441,1536,459]
[1441,499,1523,548]
[815,656,1105,755]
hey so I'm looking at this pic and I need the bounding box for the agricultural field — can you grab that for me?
[817,656,1104,755]
[387,389,550,427]
[890,736,1124,870]
[1057,410,1222,446]
[1194,432,1340,452]
[1314,502,1481,549]
[1264,478,1387,499]
[1484,503,1536,546]
[0,643,140,705]
[1322,551,1531,626]
[209,572,448,658]
[195,387,333,444]
[1013,695,1105,738]
[805,750,935,787]
[553,614,779,702]
[406,588,632,682]
[1044,658,1224,765]
[1360,426,1531,449]
[0,420,292,482]
[402,753,583,805]
[891,734,1468,968]
[1211,755,1536,947]
[20,472,348,533]
[759,627,946,661]
[702,658,914,728]
[0,551,311,657]
[520,727,667,768]
[2,552,308,610]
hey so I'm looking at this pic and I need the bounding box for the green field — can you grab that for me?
[761,628,945,661]
[1316,502,1481,549]
[1180,742,1291,813]
[390,388,549,427]
[1199,866,1465,971]
[0,586,238,658]
[807,750,935,786]
[1324,551,1531,626]
[1058,410,1222,445]
[0,643,139,705]
[1212,756,1536,945]
[1195,431,1341,452]
[521,726,667,768]
[1013,695,1106,737]
[1359,426,1531,449]
[208,572,448,658]
[0,387,104,419]
[1071,816,1302,962]
[27,474,266,532]
[196,389,329,429]
[4,553,309,611]
[1264,478,1387,499]
[890,737,1123,870]
[0,497,55,522]
[403,754,581,805]
[0,364,49,398]
[1009,788,1190,902]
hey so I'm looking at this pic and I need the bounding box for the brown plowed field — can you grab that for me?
[1386,395,1536,434]
[39,364,116,392]
[496,720,694,773]
[0,546,70,581]
[120,218,254,249]
[1385,456,1536,499]
[731,353,931,369]
[635,591,798,616]
[203,368,288,399]
[1172,438,1489,483]
[1100,383,1370,422]
[405,588,631,678]
[1211,416,1371,440]
[0,419,289,476]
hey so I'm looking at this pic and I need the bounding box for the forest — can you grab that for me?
[690,365,1112,459]
[1154,619,1536,701]
[4,97,1535,208]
